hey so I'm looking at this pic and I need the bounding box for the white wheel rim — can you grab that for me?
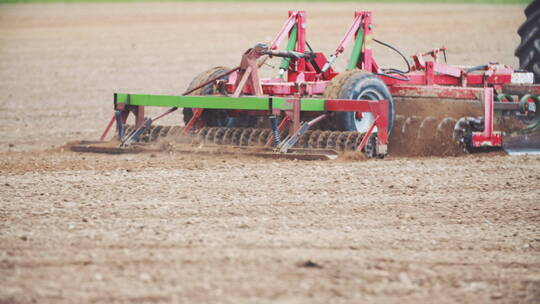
[354,112,376,133]
[354,88,381,133]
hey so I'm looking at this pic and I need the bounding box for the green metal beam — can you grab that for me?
[116,94,269,110]
[272,97,325,111]
[115,93,327,112]
[347,28,364,70]
[279,25,298,77]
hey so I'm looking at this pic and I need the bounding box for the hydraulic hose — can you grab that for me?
[372,38,411,81]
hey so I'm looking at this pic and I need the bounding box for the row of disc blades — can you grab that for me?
[389,115,461,156]
[197,128,368,151]
[122,114,464,156]
[123,125,368,151]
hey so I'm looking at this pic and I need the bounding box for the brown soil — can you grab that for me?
[1,2,539,304]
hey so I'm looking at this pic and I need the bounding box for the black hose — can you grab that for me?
[373,38,411,74]
[372,38,411,81]
[374,71,410,81]
[306,41,315,53]
[465,64,488,73]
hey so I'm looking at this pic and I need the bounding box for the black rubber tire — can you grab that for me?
[525,0,540,17]
[183,67,255,127]
[515,0,540,83]
[334,71,394,134]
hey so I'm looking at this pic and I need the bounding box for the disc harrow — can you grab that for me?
[74,9,539,159]
[120,125,370,152]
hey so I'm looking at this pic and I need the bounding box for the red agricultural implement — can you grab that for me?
[73,9,540,160]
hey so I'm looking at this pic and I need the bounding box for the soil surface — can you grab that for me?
[1,2,539,303]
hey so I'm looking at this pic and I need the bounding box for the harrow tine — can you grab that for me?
[277,114,327,153]
[277,122,308,153]
[121,119,152,147]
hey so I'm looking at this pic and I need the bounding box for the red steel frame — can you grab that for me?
[105,10,538,153]
[219,10,538,149]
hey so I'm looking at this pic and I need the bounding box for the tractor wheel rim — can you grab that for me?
[354,88,381,133]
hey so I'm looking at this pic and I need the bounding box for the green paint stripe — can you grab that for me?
[115,93,327,112]
[347,28,364,70]
[272,97,325,111]
[116,94,270,110]
[279,25,298,73]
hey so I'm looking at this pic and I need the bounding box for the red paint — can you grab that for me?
[106,10,540,155]
[100,114,116,141]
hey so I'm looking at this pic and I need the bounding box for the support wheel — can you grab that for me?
[183,67,256,127]
[515,0,540,83]
[324,70,394,134]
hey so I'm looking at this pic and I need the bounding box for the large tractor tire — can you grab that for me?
[515,0,540,83]
[323,70,395,134]
[183,67,255,127]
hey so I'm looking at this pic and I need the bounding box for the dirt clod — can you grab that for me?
[297,260,323,269]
